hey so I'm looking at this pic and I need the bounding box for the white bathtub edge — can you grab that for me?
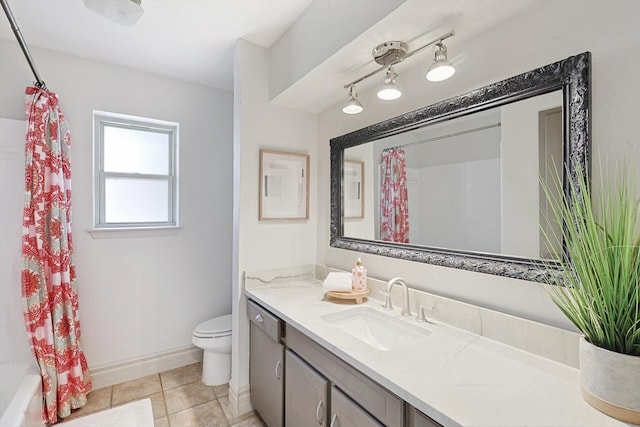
[0,374,43,427]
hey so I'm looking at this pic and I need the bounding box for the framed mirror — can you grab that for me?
[330,52,591,283]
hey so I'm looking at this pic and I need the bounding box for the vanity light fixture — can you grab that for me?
[426,42,455,82]
[342,30,455,114]
[84,0,144,26]
[377,66,402,100]
[342,85,364,114]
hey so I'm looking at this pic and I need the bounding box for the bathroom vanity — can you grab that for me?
[245,266,628,427]
[249,298,423,427]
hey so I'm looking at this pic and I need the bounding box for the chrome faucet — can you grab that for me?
[383,277,412,317]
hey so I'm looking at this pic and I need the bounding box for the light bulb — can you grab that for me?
[377,85,402,100]
[343,99,363,114]
[426,62,455,81]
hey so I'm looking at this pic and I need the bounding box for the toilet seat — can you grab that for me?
[193,314,232,338]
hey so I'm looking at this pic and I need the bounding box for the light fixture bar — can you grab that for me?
[402,30,454,63]
[343,30,455,89]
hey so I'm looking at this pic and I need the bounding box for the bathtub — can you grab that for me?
[0,362,44,427]
[0,118,45,427]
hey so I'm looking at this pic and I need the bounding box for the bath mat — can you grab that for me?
[62,398,153,427]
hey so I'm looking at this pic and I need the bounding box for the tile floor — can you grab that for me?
[59,363,266,427]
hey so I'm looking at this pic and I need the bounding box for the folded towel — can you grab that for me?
[322,272,352,293]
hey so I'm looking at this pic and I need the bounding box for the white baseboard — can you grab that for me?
[228,382,253,419]
[90,346,203,390]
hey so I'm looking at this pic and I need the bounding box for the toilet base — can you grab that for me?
[202,350,231,386]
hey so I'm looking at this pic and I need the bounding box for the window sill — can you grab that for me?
[88,226,183,239]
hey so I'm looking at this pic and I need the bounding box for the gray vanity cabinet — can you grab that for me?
[249,301,284,427]
[247,299,441,427]
[285,325,404,427]
[285,349,329,426]
[330,385,384,427]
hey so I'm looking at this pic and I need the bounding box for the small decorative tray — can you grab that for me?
[326,288,370,304]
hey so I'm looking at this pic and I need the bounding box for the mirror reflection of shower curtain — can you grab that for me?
[379,148,410,243]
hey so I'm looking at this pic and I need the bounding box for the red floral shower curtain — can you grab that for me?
[22,87,91,423]
[380,148,410,243]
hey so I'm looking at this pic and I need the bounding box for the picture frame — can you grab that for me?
[343,160,364,219]
[259,149,310,220]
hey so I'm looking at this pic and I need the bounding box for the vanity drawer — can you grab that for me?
[285,324,403,427]
[248,300,282,342]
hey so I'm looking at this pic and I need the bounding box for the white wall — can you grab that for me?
[501,91,563,258]
[418,158,501,253]
[317,0,640,329]
[343,142,375,240]
[0,39,233,379]
[269,0,406,101]
[231,39,318,416]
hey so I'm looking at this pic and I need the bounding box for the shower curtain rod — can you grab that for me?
[385,123,501,151]
[1,0,46,89]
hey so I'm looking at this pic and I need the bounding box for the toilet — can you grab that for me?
[192,314,232,386]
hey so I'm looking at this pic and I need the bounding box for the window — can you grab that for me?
[93,111,179,229]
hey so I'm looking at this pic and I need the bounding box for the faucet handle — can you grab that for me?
[380,291,393,310]
[416,305,435,324]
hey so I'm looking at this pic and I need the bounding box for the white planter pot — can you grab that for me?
[580,336,640,424]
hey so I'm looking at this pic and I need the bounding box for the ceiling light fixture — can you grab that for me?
[342,30,455,114]
[342,85,363,114]
[426,42,455,82]
[84,0,144,26]
[377,66,402,100]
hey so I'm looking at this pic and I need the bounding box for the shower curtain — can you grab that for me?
[380,148,410,243]
[22,87,91,423]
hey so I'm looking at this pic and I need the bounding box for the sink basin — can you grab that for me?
[321,307,431,351]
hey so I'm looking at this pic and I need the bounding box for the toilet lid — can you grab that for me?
[194,314,232,337]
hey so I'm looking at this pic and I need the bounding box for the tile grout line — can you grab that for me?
[59,363,258,427]
[164,388,171,427]
[218,395,231,427]
[159,371,172,427]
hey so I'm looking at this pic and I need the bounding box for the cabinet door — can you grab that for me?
[285,350,329,427]
[408,407,443,427]
[329,386,383,427]
[250,323,284,427]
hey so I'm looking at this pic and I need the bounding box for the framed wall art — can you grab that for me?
[259,149,310,220]
[343,160,364,219]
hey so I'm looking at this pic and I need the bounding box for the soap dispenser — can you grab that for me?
[351,258,367,291]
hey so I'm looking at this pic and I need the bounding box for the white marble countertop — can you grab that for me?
[244,271,630,427]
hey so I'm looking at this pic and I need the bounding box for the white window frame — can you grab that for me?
[92,111,179,233]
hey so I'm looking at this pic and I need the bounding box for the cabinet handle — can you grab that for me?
[316,400,324,425]
[274,360,282,380]
[255,313,264,323]
[330,413,339,427]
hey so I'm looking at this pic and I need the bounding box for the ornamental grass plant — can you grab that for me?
[542,165,640,356]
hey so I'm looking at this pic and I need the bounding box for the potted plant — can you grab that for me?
[542,165,640,423]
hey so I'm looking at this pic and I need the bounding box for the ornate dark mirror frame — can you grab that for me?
[330,52,591,283]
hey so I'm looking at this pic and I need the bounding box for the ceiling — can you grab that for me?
[272,0,543,113]
[1,0,542,112]
[0,0,313,91]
